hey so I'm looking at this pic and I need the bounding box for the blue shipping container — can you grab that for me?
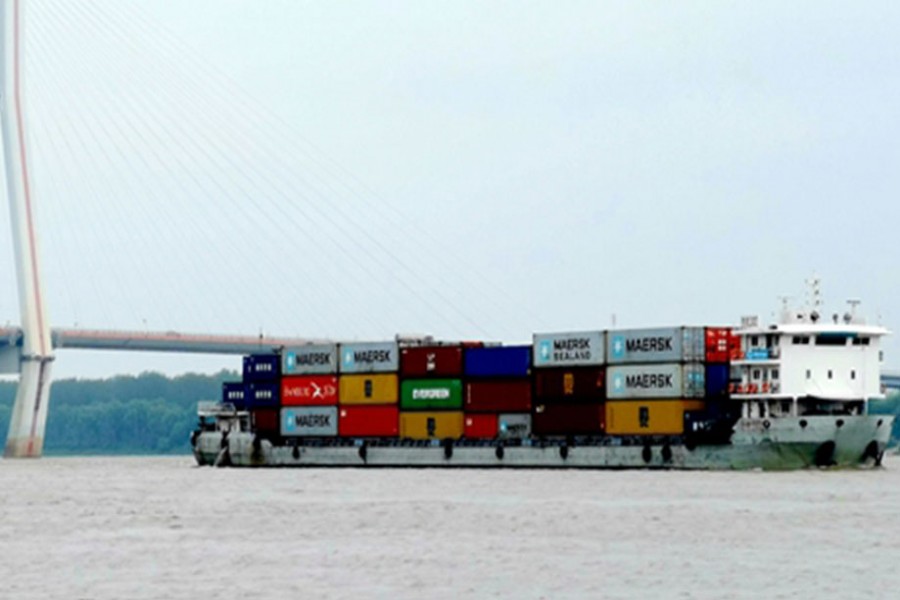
[464,346,532,377]
[222,382,247,410]
[246,382,280,409]
[243,354,281,382]
[705,364,729,398]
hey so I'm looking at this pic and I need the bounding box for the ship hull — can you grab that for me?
[194,415,893,471]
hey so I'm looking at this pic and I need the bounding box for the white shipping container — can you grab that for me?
[282,344,338,375]
[607,327,705,365]
[497,413,532,439]
[533,331,605,368]
[607,363,706,399]
[340,341,399,374]
[281,406,339,437]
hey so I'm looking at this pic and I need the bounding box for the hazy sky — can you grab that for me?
[1,1,899,379]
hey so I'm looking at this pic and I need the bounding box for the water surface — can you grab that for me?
[1,455,898,599]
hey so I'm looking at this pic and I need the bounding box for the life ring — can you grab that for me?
[762,419,771,429]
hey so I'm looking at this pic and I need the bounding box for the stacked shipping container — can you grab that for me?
[280,344,339,438]
[338,342,400,437]
[221,325,734,445]
[604,327,730,435]
[241,354,282,439]
[463,345,533,441]
[532,331,606,436]
[399,345,464,439]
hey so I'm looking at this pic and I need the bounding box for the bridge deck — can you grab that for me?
[0,326,324,355]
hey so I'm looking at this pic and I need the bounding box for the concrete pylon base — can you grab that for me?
[4,358,53,458]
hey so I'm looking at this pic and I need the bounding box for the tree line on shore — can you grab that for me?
[0,371,898,455]
[0,370,237,455]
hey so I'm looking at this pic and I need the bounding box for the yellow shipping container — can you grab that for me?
[339,374,399,405]
[605,400,705,436]
[399,412,464,440]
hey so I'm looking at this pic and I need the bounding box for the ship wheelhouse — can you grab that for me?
[730,310,886,420]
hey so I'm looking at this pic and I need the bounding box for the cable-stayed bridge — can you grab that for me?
[2,2,898,458]
[1,0,530,457]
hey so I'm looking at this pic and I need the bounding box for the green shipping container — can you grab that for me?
[400,379,463,410]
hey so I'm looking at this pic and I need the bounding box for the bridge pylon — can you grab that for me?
[2,0,55,458]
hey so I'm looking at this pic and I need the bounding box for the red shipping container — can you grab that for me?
[281,375,339,406]
[338,405,399,437]
[400,345,463,377]
[532,403,605,436]
[534,367,604,401]
[465,379,532,412]
[252,408,280,436]
[464,413,499,439]
[705,327,732,363]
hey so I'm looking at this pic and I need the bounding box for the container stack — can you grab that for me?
[704,327,732,400]
[280,344,340,440]
[463,345,533,441]
[531,331,606,436]
[225,323,736,446]
[338,342,400,438]
[242,353,282,440]
[399,344,465,440]
[605,327,707,436]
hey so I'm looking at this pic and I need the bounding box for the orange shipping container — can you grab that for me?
[339,374,398,405]
[605,400,704,436]
[399,412,464,440]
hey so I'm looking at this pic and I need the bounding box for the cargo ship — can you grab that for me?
[192,298,893,470]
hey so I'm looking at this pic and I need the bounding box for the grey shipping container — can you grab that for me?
[532,331,605,368]
[282,344,338,375]
[339,341,399,374]
[607,363,706,399]
[497,413,531,440]
[281,406,339,437]
[606,327,705,364]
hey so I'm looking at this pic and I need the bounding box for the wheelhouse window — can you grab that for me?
[815,335,849,346]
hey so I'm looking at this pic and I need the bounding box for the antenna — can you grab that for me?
[776,295,792,323]
[805,275,822,310]
[846,299,862,324]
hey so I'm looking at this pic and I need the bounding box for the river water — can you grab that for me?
[1,455,899,599]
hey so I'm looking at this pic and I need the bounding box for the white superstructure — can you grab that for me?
[731,298,886,420]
